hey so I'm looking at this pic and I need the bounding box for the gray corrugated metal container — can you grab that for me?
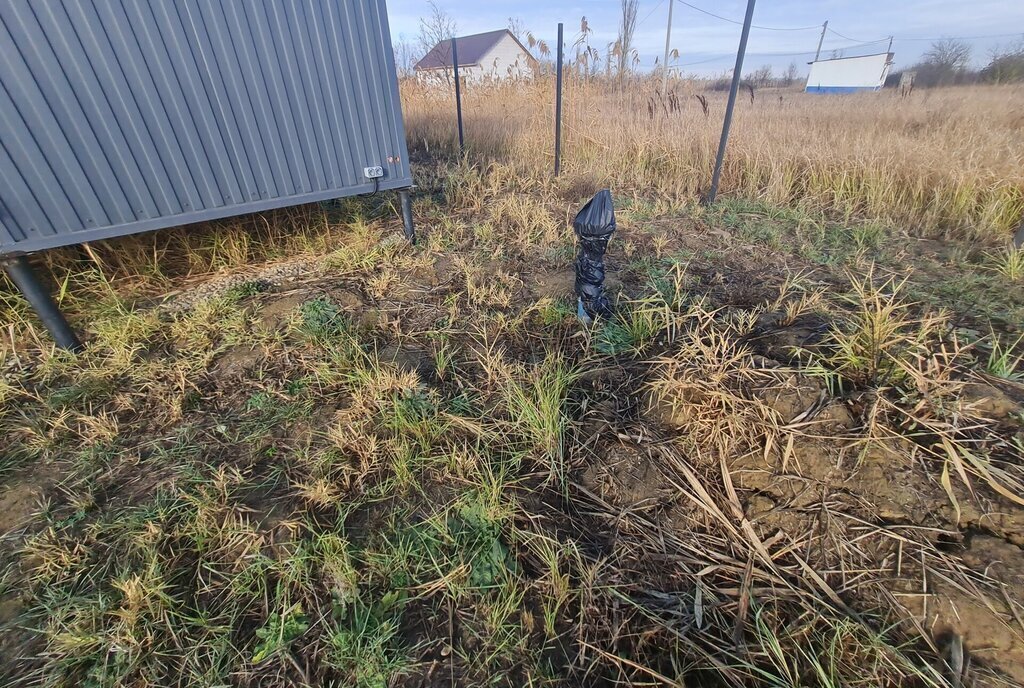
[0,0,413,256]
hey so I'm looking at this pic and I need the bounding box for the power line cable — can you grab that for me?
[678,41,890,67]
[674,0,820,32]
[662,2,1022,70]
[673,2,1021,44]
[678,53,812,68]
[826,27,879,43]
[820,38,891,51]
[830,27,1023,43]
[676,35,891,65]
[894,32,1024,41]
[678,54,737,67]
[638,0,667,27]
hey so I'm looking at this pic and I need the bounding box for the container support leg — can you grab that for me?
[399,188,416,245]
[3,255,82,351]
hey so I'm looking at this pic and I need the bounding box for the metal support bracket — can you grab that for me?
[2,254,83,351]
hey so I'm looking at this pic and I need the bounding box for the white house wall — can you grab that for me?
[476,34,534,81]
[805,53,892,93]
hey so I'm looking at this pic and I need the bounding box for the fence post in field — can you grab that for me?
[452,37,464,154]
[707,0,756,205]
[554,22,564,177]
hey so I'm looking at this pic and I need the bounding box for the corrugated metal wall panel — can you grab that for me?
[0,0,411,255]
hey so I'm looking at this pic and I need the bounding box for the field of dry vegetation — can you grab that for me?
[1,80,1023,687]
[405,79,1024,239]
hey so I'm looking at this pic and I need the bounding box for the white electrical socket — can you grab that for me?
[363,166,384,179]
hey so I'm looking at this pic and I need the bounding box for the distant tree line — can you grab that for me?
[887,37,1024,88]
[698,61,803,92]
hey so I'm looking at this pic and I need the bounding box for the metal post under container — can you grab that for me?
[3,255,82,351]
[399,189,416,245]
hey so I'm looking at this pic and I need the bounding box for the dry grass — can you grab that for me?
[1,197,1023,687]
[1,79,1023,687]
[403,78,1024,240]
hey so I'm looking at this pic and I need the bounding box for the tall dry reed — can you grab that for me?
[402,77,1024,240]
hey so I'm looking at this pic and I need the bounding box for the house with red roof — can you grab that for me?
[415,29,536,83]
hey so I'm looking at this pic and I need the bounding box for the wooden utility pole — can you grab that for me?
[661,0,674,94]
[814,20,828,61]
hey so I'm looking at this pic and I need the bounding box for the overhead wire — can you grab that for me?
[678,54,738,67]
[892,32,1024,41]
[676,38,894,67]
[637,0,667,27]
[826,27,1021,44]
[673,0,1022,45]
[669,0,873,68]
[674,0,821,32]
[826,27,880,43]
[677,51,821,67]
[641,0,1022,70]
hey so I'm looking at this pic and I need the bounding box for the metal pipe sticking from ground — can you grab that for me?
[399,189,416,245]
[554,22,564,177]
[452,37,464,154]
[707,0,757,205]
[3,255,82,351]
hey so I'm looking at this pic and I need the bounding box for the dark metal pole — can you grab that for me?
[451,37,464,154]
[706,0,756,206]
[3,255,82,351]
[554,22,564,177]
[398,188,416,245]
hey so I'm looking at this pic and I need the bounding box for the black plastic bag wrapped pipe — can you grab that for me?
[573,190,616,322]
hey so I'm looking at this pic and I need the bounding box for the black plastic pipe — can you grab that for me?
[707,0,756,205]
[3,255,82,351]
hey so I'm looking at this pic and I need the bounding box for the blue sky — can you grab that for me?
[386,0,1024,76]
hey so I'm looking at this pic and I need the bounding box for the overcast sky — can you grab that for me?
[386,0,1024,76]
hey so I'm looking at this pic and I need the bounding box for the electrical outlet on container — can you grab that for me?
[363,165,384,195]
